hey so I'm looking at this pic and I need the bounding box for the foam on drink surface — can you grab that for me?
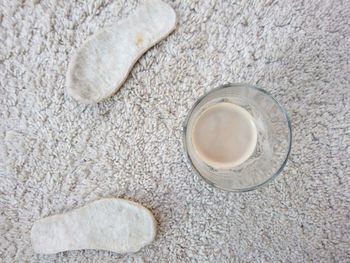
[192,102,257,169]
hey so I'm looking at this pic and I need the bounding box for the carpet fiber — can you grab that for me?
[1,0,349,262]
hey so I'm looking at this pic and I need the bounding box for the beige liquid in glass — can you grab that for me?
[192,102,257,169]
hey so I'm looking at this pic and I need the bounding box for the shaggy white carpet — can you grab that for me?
[1,0,349,262]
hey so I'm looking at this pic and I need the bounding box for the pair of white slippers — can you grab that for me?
[32,0,176,255]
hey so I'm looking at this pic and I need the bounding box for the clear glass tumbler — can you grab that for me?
[183,83,292,192]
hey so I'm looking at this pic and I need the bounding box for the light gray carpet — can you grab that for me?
[1,0,349,262]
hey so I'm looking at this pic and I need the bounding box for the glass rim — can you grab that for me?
[182,82,292,192]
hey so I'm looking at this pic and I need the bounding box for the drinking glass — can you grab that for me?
[183,83,292,192]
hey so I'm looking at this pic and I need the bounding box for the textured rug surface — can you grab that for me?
[1,0,349,262]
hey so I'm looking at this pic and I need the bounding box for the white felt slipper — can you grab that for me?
[67,0,176,104]
[31,198,157,254]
